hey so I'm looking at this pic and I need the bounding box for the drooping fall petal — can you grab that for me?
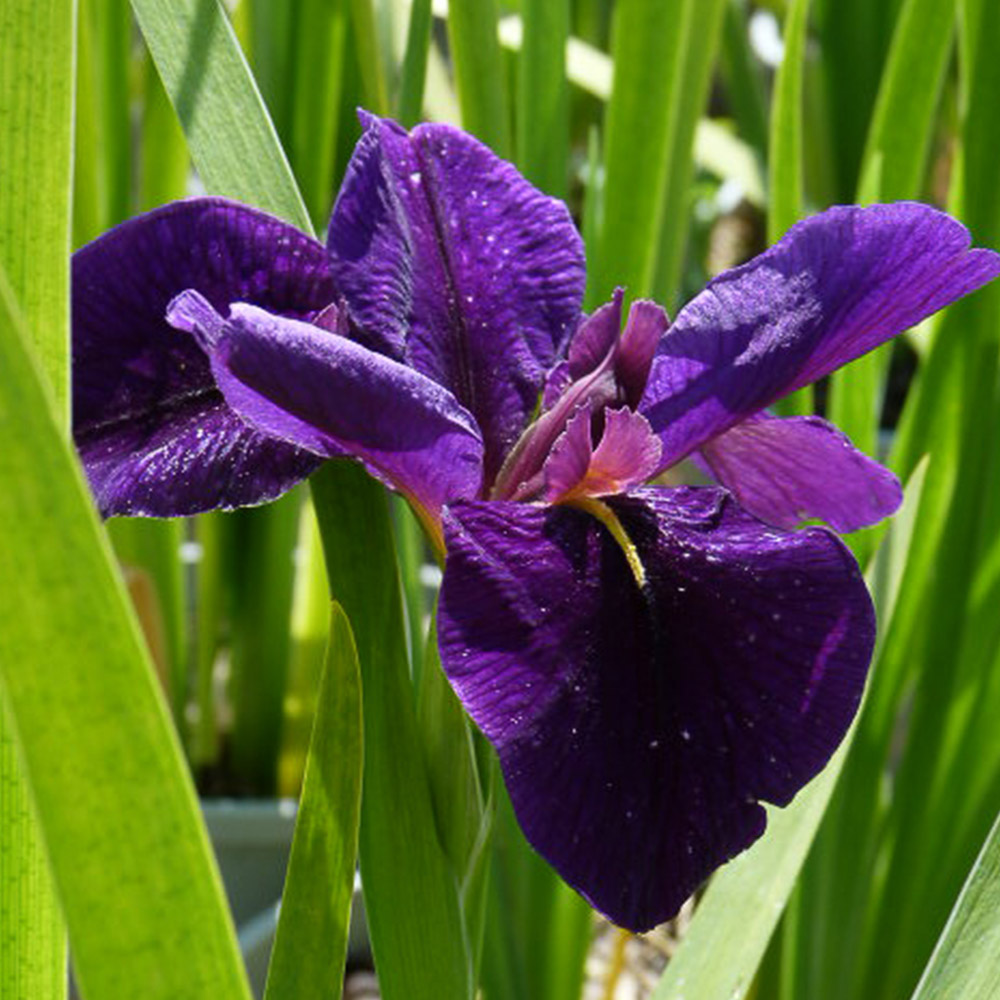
[169,293,484,531]
[72,198,334,516]
[640,202,1000,467]
[438,488,873,930]
[326,112,586,482]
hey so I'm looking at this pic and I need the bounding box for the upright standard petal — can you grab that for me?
[73,198,335,515]
[640,202,1000,466]
[439,488,873,930]
[327,113,586,483]
[171,294,484,536]
[697,413,902,531]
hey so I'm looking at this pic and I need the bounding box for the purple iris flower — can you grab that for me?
[72,112,1000,932]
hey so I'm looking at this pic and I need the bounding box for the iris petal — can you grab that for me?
[327,113,586,483]
[640,202,1000,467]
[697,413,902,531]
[72,198,334,516]
[439,488,873,930]
[171,294,484,531]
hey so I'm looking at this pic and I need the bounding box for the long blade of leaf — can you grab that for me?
[909,806,1000,1000]
[0,1,76,993]
[446,0,511,154]
[0,266,252,1000]
[768,0,810,245]
[0,0,76,415]
[130,0,311,229]
[647,0,727,307]
[0,707,66,1000]
[590,0,686,306]
[397,0,433,126]
[516,0,569,197]
[264,602,363,1000]
[860,0,955,203]
[312,462,473,1000]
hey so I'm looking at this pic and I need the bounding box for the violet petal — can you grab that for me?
[617,299,669,407]
[698,413,902,531]
[172,294,484,528]
[568,290,623,377]
[640,202,1000,466]
[327,113,586,483]
[72,198,334,516]
[439,488,873,930]
[78,398,319,518]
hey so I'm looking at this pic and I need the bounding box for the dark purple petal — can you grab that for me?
[72,198,335,516]
[439,489,873,930]
[543,407,662,502]
[568,291,623,377]
[698,413,902,531]
[170,293,484,532]
[327,113,586,483]
[617,299,669,407]
[640,202,1000,466]
[79,398,320,517]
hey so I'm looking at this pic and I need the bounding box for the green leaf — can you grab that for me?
[446,0,511,155]
[719,0,769,156]
[138,46,192,211]
[108,518,189,731]
[312,462,472,1000]
[590,0,686,306]
[0,0,77,416]
[860,0,955,202]
[227,493,303,795]
[516,0,569,197]
[279,501,336,793]
[349,0,390,115]
[131,0,311,230]
[419,627,487,889]
[767,0,810,244]
[647,0,727,307]
[419,633,494,980]
[592,0,726,309]
[909,806,1000,1000]
[397,0,433,126]
[0,267,252,1000]
[813,0,904,202]
[391,493,430,678]
[287,0,348,226]
[0,708,66,1000]
[264,603,363,1000]
[0,2,76,993]
[480,784,592,1000]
